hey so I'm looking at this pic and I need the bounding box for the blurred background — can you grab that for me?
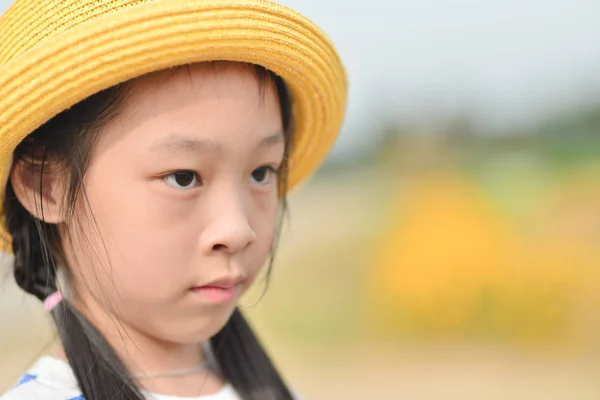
[2,0,600,399]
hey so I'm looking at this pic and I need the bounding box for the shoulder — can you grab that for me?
[0,375,82,400]
[0,357,82,400]
[293,392,304,400]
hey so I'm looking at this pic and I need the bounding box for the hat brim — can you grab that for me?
[0,0,347,251]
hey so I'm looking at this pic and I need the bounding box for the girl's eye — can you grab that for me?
[163,171,200,189]
[250,166,279,185]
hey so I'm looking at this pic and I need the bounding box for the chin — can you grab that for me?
[169,306,237,345]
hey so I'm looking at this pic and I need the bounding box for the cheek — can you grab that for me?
[244,195,280,281]
[66,174,196,305]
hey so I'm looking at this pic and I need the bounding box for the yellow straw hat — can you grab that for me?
[0,0,347,252]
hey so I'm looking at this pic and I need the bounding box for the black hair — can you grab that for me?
[3,62,295,400]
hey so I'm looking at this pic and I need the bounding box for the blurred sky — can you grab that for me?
[1,0,600,159]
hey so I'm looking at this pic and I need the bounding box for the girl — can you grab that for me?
[0,1,346,399]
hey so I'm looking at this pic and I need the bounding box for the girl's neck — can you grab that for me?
[63,299,226,397]
[54,343,226,397]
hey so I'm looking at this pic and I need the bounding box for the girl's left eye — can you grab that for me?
[163,171,200,189]
[249,166,279,185]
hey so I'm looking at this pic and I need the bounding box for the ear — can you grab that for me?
[10,160,66,224]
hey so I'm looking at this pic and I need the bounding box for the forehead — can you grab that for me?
[96,62,284,154]
[125,62,278,117]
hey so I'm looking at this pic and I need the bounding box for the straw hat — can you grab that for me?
[0,0,347,252]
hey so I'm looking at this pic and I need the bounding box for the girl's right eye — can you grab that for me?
[163,171,200,190]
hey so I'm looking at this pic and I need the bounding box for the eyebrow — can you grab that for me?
[148,131,284,154]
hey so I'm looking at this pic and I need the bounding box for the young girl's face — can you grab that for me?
[62,63,285,344]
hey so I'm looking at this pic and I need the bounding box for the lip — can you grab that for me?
[190,275,244,303]
[199,275,244,289]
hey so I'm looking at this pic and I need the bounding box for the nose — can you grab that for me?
[199,189,256,255]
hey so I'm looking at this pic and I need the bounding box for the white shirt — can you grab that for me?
[0,356,242,400]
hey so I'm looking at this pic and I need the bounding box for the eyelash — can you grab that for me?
[251,166,280,184]
[161,165,281,190]
[162,170,200,190]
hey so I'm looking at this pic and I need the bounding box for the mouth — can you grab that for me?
[190,276,244,303]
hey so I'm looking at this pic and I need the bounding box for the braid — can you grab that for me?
[4,180,58,301]
[4,178,146,400]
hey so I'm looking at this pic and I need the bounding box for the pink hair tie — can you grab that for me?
[43,291,63,312]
